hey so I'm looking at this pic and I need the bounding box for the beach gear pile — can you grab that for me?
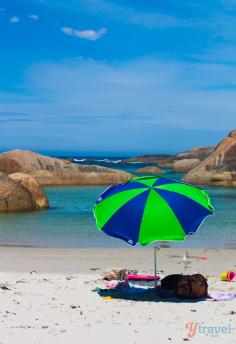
[102,269,210,299]
[96,268,236,302]
[161,273,208,299]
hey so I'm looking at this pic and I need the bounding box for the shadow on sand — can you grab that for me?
[98,288,206,303]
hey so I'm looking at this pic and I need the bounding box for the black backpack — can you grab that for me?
[161,274,208,299]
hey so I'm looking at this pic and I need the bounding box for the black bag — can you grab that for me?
[161,274,208,299]
[175,274,208,299]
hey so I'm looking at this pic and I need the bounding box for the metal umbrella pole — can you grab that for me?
[154,242,160,289]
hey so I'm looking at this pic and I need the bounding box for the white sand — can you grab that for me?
[0,247,236,344]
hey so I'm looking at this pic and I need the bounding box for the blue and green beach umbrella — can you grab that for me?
[94,176,214,247]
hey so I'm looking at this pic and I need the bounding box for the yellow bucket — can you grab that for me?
[220,271,228,281]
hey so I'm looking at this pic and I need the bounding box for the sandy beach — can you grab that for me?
[0,246,235,344]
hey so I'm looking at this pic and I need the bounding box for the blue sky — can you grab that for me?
[0,0,236,154]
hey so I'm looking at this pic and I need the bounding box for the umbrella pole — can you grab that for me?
[154,243,159,289]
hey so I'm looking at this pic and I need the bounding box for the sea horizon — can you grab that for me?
[0,148,185,158]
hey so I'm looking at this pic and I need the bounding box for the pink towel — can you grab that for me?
[127,274,160,281]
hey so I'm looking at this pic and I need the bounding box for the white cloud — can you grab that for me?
[28,14,40,20]
[10,16,20,23]
[61,27,107,40]
[61,27,73,35]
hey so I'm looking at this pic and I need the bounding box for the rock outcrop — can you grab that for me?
[183,130,236,186]
[120,148,214,170]
[120,154,172,164]
[173,159,200,173]
[171,146,214,173]
[0,172,49,212]
[8,173,49,209]
[0,150,132,186]
[136,165,165,174]
[158,160,174,168]
[176,146,215,160]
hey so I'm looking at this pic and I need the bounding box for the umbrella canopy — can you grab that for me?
[94,176,214,246]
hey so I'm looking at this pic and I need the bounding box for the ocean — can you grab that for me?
[0,157,236,249]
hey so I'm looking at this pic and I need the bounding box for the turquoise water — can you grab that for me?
[0,173,235,248]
